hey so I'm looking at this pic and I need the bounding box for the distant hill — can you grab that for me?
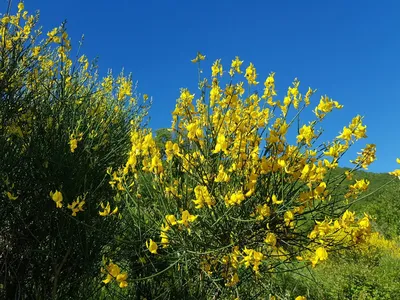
[334,167,400,238]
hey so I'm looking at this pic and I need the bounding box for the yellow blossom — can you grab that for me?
[101,262,128,288]
[191,52,206,63]
[229,56,243,76]
[213,133,228,154]
[211,59,223,77]
[225,191,245,206]
[251,204,271,220]
[264,232,277,247]
[270,194,283,205]
[50,190,63,208]
[244,63,258,85]
[99,202,118,216]
[284,210,295,227]
[7,191,18,201]
[178,210,198,227]
[165,214,177,226]
[389,169,400,178]
[67,196,85,216]
[314,95,343,119]
[146,239,158,254]
[337,126,352,141]
[69,132,83,153]
[193,185,215,209]
[297,124,315,146]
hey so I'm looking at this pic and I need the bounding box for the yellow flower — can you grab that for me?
[67,196,85,216]
[18,2,24,12]
[186,120,203,141]
[165,214,177,226]
[191,52,206,63]
[47,27,58,38]
[160,227,169,248]
[117,272,128,288]
[314,182,327,200]
[7,191,18,201]
[244,63,258,85]
[178,210,198,227]
[117,77,132,100]
[358,214,371,230]
[212,133,228,154]
[270,194,283,205]
[337,126,352,141]
[225,272,240,287]
[284,210,294,227]
[50,190,63,208]
[211,59,223,77]
[229,56,243,76]
[32,46,41,57]
[215,164,230,182]
[351,144,376,169]
[389,169,400,178]
[341,210,355,227]
[297,124,315,146]
[193,185,215,209]
[146,239,158,254]
[316,247,328,260]
[295,296,307,300]
[389,158,400,178]
[346,179,369,198]
[102,262,128,288]
[224,191,245,206]
[69,132,83,153]
[99,202,118,216]
[314,96,343,119]
[251,204,271,220]
[264,232,277,247]
[311,246,328,267]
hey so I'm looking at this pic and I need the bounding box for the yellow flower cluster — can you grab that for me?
[389,158,400,178]
[345,179,370,199]
[67,195,85,216]
[101,261,128,288]
[306,210,372,266]
[337,115,367,144]
[153,210,198,251]
[99,202,118,216]
[362,232,400,258]
[314,95,343,119]
[124,130,163,175]
[351,144,376,170]
[193,185,215,209]
[69,132,83,153]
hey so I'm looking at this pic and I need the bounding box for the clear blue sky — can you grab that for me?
[10,0,400,173]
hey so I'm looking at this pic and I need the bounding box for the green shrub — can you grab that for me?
[0,3,150,299]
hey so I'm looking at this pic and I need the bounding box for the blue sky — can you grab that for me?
[10,0,400,172]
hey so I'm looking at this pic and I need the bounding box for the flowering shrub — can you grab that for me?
[105,52,385,298]
[0,3,149,299]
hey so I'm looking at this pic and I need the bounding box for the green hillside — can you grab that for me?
[336,168,400,238]
[275,168,400,299]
